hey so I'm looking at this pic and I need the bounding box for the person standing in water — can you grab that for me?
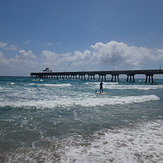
[100,81,103,93]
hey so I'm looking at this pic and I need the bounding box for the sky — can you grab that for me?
[0,0,163,76]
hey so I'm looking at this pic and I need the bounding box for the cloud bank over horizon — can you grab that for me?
[0,41,163,76]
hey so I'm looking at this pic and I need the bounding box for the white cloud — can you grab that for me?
[29,41,163,71]
[6,45,17,50]
[41,50,60,68]
[40,50,72,70]
[62,50,91,66]
[157,49,163,59]
[38,41,163,71]
[0,41,17,50]
[0,52,9,68]
[46,42,54,46]
[44,42,60,46]
[25,40,31,44]
[42,50,58,60]
[0,42,8,48]
[1,41,163,76]
[91,41,155,67]
[39,49,91,70]
[16,50,36,59]
[0,50,38,76]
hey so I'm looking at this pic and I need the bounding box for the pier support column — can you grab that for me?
[98,75,106,81]
[126,74,135,82]
[93,75,95,81]
[104,75,106,81]
[145,74,154,83]
[79,75,85,80]
[91,75,93,80]
[98,75,101,81]
[83,75,86,80]
[111,74,119,82]
[88,75,91,80]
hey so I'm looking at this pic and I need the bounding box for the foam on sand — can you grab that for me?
[60,120,163,163]
[4,120,163,163]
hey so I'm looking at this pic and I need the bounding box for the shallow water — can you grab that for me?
[0,77,163,162]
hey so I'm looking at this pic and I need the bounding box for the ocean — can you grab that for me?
[0,76,163,163]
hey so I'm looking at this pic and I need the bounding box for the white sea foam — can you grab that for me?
[60,120,163,163]
[6,120,163,163]
[0,94,160,109]
[103,84,163,90]
[10,82,15,85]
[0,86,4,90]
[91,82,163,90]
[29,83,72,87]
[43,83,71,87]
[54,83,72,87]
[32,79,44,82]
[85,82,119,85]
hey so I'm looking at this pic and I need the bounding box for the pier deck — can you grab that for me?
[31,69,163,83]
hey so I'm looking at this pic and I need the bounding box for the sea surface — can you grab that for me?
[0,76,163,163]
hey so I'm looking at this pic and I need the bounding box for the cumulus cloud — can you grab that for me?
[0,50,38,75]
[13,50,37,70]
[157,49,163,59]
[16,50,36,59]
[37,41,163,72]
[0,52,9,68]
[41,50,61,68]
[62,50,91,66]
[39,49,92,71]
[0,41,17,50]
[1,41,163,75]
[42,50,58,60]
[91,41,155,67]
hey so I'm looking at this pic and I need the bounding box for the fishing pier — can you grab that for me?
[30,69,163,83]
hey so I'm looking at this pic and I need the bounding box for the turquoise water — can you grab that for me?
[0,77,163,162]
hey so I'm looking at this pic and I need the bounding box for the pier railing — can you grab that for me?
[31,69,163,83]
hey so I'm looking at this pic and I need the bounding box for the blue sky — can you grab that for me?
[0,0,163,76]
